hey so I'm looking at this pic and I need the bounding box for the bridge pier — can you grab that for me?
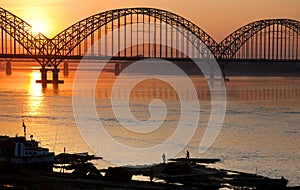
[40,68,48,88]
[114,62,134,76]
[115,63,120,76]
[6,61,12,75]
[52,68,60,88]
[36,67,64,88]
[63,62,69,76]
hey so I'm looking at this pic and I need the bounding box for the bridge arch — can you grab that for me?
[2,7,300,65]
[0,7,52,65]
[218,19,300,59]
[51,8,219,65]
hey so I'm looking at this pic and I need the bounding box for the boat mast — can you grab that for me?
[22,119,26,138]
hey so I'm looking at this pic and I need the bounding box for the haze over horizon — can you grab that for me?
[2,0,300,41]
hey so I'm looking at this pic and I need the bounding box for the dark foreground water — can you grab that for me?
[0,63,299,186]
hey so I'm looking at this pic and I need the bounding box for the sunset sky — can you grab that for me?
[2,0,300,41]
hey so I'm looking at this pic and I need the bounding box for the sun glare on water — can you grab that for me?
[28,71,43,97]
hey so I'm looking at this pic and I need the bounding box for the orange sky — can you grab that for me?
[2,0,300,42]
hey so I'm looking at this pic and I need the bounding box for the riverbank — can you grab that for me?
[1,157,298,190]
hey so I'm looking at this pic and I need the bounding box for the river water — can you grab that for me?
[0,62,299,186]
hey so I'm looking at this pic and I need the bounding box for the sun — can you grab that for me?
[31,21,45,35]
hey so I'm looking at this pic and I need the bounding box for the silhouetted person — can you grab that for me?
[150,168,154,182]
[162,153,166,163]
[186,150,190,159]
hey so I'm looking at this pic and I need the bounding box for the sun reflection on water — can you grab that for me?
[26,71,44,116]
[28,71,43,96]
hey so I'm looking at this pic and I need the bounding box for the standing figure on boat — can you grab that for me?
[149,168,154,182]
[186,150,190,159]
[162,153,166,163]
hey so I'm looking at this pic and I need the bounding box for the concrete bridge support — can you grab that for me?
[115,63,120,76]
[52,68,60,89]
[36,67,64,89]
[6,61,12,75]
[40,68,48,88]
[63,62,69,76]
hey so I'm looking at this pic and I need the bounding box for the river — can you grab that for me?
[0,62,299,186]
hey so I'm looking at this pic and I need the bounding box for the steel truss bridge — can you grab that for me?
[0,7,300,85]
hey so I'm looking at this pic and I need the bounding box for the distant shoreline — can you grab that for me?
[1,61,299,77]
[222,61,300,77]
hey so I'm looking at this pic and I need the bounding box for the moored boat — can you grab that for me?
[0,123,54,171]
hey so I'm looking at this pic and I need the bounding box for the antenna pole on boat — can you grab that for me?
[22,119,26,138]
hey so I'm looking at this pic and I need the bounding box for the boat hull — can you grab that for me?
[0,155,54,171]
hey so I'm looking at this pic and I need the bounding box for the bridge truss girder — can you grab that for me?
[1,7,300,66]
[0,7,58,67]
[50,8,219,66]
[218,19,300,59]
